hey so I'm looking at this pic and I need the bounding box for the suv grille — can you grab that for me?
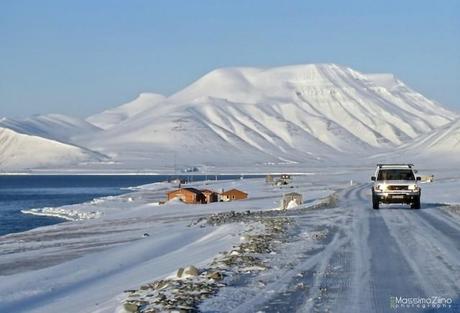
[387,185,408,190]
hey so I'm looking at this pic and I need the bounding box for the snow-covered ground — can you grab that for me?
[1,168,460,313]
[0,174,337,312]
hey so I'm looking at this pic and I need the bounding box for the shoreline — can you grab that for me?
[0,175,342,312]
[1,175,264,238]
[0,172,312,176]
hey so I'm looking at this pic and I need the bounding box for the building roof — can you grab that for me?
[284,192,302,197]
[167,187,203,195]
[201,189,216,194]
[221,188,248,196]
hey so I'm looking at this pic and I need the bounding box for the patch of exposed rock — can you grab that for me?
[121,217,291,312]
[120,193,337,312]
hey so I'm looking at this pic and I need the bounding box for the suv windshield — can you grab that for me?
[377,169,415,181]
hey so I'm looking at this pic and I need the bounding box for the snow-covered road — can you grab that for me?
[334,183,460,312]
[203,183,460,313]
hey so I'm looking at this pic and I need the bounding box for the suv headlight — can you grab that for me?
[375,184,386,192]
[408,184,419,191]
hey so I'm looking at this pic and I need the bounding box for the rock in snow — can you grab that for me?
[176,265,200,278]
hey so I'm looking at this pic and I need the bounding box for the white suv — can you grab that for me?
[371,164,421,209]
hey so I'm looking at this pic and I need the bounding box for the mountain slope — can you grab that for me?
[80,64,456,168]
[374,119,460,164]
[0,114,101,143]
[169,64,452,144]
[0,127,107,170]
[399,119,460,162]
[406,119,460,153]
[86,93,166,130]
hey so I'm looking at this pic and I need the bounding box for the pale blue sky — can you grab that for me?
[1,0,459,118]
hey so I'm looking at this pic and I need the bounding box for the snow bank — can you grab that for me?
[21,207,102,221]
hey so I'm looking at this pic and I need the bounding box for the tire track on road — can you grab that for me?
[207,182,460,313]
[395,209,459,291]
[418,209,460,250]
[380,208,460,299]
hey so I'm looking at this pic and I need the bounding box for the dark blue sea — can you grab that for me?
[0,174,257,236]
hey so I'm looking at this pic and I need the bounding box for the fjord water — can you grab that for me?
[0,174,254,236]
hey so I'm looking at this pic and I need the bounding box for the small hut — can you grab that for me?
[265,175,273,184]
[219,189,248,202]
[281,192,303,210]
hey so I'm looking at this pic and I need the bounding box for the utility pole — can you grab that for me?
[173,152,177,177]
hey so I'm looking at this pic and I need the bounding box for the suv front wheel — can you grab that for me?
[411,195,421,209]
[372,191,379,210]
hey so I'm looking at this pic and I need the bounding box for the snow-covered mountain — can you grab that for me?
[79,64,456,168]
[373,118,460,165]
[86,93,166,130]
[416,119,460,156]
[0,127,107,170]
[2,63,457,171]
[0,114,101,143]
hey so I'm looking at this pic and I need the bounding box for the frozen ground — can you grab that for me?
[1,168,459,312]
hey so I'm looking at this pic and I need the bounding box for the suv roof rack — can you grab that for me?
[377,163,414,168]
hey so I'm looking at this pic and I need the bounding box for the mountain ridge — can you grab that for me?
[1,63,458,170]
[79,63,456,168]
[0,114,101,143]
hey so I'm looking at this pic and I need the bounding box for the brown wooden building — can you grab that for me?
[167,188,206,204]
[201,189,218,203]
[220,189,248,202]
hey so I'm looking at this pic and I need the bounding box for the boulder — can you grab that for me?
[183,265,199,277]
[176,265,199,278]
[176,267,185,278]
[123,302,139,313]
[207,271,223,281]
